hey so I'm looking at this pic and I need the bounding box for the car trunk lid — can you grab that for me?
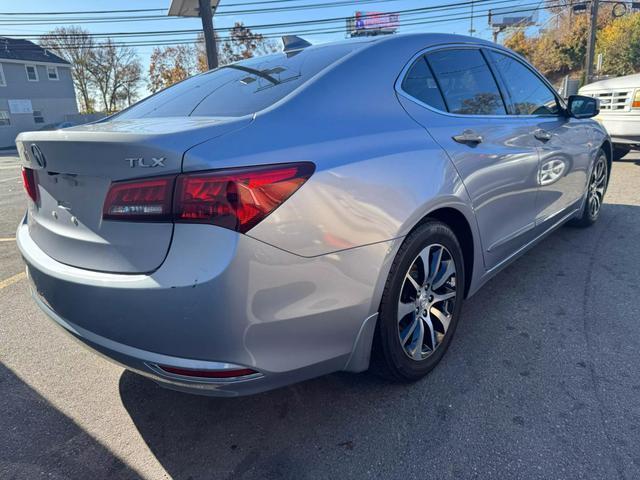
[17,116,251,273]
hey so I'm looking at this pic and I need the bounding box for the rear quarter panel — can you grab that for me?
[183,35,482,262]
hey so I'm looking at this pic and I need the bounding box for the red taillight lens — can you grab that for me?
[103,176,174,221]
[102,163,314,232]
[174,162,314,233]
[21,167,38,203]
[158,365,258,378]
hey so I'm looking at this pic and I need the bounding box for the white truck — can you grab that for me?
[579,73,640,160]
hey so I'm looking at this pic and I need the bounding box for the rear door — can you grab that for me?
[397,47,541,270]
[486,49,591,226]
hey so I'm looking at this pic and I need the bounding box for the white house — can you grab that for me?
[0,37,78,148]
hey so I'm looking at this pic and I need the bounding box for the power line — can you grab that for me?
[5,1,562,50]
[0,0,519,32]
[0,0,503,25]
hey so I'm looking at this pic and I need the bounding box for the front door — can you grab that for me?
[485,49,590,227]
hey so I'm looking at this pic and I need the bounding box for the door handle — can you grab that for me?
[534,129,552,142]
[452,130,483,145]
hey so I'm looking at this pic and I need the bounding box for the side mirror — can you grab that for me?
[567,95,599,119]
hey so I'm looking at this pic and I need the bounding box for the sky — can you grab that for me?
[0,0,548,98]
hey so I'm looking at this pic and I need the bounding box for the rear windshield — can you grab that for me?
[116,45,356,119]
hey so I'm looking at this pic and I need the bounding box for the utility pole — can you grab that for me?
[585,0,599,82]
[198,0,218,69]
[168,0,220,69]
[469,0,476,36]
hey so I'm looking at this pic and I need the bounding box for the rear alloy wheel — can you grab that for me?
[571,150,608,228]
[372,221,464,381]
[397,244,456,360]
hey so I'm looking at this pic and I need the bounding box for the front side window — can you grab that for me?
[25,65,38,81]
[489,51,560,116]
[46,66,59,80]
[33,110,44,124]
[426,49,506,115]
[401,56,446,111]
[0,111,10,126]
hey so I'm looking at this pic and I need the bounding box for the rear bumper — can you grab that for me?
[18,214,392,396]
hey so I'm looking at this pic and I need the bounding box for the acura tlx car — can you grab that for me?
[16,34,609,397]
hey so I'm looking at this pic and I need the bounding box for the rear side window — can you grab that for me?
[489,51,560,116]
[426,49,506,115]
[401,56,446,111]
[116,45,356,120]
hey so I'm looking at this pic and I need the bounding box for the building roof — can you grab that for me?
[0,37,70,65]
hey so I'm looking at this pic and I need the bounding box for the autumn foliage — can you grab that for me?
[504,9,640,82]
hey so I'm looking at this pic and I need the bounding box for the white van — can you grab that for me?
[579,73,640,160]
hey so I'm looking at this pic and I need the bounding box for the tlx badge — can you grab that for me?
[125,157,166,168]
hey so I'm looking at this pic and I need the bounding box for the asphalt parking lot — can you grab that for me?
[1,151,639,480]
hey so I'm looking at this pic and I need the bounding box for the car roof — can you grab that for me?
[232,33,498,68]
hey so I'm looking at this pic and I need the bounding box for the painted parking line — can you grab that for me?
[0,271,26,290]
[0,238,16,242]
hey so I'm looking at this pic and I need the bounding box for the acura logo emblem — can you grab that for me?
[30,144,46,168]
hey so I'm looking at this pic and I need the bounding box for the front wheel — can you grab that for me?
[570,150,608,228]
[371,221,465,381]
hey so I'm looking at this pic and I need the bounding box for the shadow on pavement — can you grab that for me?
[0,363,139,479]
[119,204,640,480]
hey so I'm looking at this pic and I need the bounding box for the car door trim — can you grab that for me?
[486,205,580,276]
[486,221,536,253]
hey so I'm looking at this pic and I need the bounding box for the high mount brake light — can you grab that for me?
[21,167,38,203]
[102,163,314,233]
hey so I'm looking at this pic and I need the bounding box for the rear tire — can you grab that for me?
[612,146,630,161]
[371,220,465,382]
[570,149,608,228]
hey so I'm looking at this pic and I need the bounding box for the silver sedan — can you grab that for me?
[16,33,609,396]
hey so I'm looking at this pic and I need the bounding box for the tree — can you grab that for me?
[598,12,640,76]
[39,27,96,113]
[148,44,200,93]
[218,22,279,66]
[504,29,535,59]
[86,40,142,113]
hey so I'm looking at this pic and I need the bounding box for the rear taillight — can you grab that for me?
[103,176,175,221]
[102,162,314,232]
[21,167,38,203]
[174,162,314,233]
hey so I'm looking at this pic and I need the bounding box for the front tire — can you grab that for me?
[371,220,465,381]
[571,149,608,228]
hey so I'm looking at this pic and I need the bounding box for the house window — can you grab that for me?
[0,111,10,126]
[0,64,5,87]
[46,66,59,80]
[33,110,44,124]
[25,65,38,81]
